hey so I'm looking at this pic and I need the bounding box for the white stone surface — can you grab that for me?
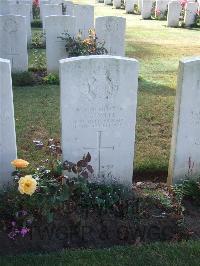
[0,2,32,37]
[63,1,74,16]
[184,2,199,27]
[41,4,62,30]
[168,57,200,184]
[9,4,32,43]
[167,1,181,27]
[104,0,112,5]
[46,15,76,73]
[137,0,142,12]
[113,0,121,8]
[125,0,136,13]
[0,15,28,72]
[141,0,153,19]
[60,55,139,186]
[0,58,17,186]
[95,16,126,56]
[155,0,168,18]
[73,4,94,39]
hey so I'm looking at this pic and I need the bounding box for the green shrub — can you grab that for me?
[175,178,200,205]
[30,49,46,71]
[12,72,35,87]
[31,32,46,49]
[59,29,108,57]
[43,73,59,85]
[31,19,42,28]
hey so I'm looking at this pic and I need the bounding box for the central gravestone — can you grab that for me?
[168,57,200,184]
[60,55,139,186]
[0,58,17,186]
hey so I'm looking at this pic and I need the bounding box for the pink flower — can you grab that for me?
[20,227,30,237]
[179,0,188,8]
[155,8,161,16]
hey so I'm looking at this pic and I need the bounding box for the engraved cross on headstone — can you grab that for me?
[83,131,114,177]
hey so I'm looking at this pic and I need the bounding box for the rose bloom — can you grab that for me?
[11,159,29,169]
[18,175,37,196]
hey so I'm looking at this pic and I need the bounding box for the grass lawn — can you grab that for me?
[14,1,200,180]
[1,241,200,265]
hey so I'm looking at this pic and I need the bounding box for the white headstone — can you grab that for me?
[0,58,17,186]
[141,0,153,19]
[0,15,28,72]
[104,0,112,5]
[155,0,168,18]
[167,1,181,27]
[125,0,136,13]
[184,2,199,27]
[73,4,94,39]
[95,16,126,56]
[46,15,76,73]
[63,1,74,16]
[113,0,121,8]
[10,4,32,44]
[60,55,139,186]
[41,4,62,30]
[168,57,200,184]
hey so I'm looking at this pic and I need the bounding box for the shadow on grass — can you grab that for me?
[134,166,168,183]
[126,40,163,60]
[138,77,176,97]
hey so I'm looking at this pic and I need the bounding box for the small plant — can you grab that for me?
[31,32,46,49]
[30,49,46,72]
[175,178,200,205]
[59,29,108,57]
[31,19,42,29]
[12,72,35,87]
[32,0,40,20]
[151,1,168,20]
[43,73,59,85]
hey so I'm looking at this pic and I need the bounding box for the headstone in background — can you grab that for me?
[125,0,136,13]
[113,0,121,9]
[184,2,198,27]
[155,0,168,18]
[46,15,76,73]
[167,1,181,27]
[141,0,153,19]
[0,15,28,72]
[168,57,200,184]
[41,4,62,30]
[73,4,94,39]
[63,1,74,16]
[95,16,126,56]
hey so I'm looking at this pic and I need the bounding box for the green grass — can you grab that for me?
[1,241,200,265]
[13,1,200,180]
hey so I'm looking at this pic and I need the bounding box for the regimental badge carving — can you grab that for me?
[3,19,18,33]
[81,70,119,102]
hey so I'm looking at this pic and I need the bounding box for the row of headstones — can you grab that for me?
[99,0,200,27]
[0,10,126,73]
[1,55,200,186]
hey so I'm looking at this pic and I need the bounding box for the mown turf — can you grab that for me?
[13,1,200,180]
[1,241,200,266]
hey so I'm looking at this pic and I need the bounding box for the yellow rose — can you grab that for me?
[11,159,29,169]
[18,175,37,196]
